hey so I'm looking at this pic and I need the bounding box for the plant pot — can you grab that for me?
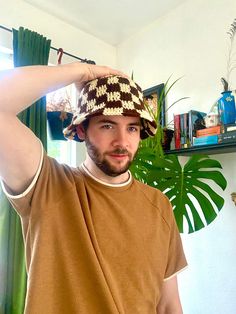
[162,128,174,150]
[47,111,73,141]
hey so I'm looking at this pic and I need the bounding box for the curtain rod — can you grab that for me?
[0,24,96,64]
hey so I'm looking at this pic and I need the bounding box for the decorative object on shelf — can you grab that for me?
[46,48,75,140]
[218,90,236,124]
[204,112,219,127]
[231,192,236,206]
[130,77,227,233]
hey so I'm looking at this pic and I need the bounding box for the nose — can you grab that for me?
[112,128,129,147]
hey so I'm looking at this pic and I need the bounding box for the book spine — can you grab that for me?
[196,125,221,137]
[180,113,185,147]
[183,112,190,148]
[221,123,236,133]
[188,111,193,146]
[218,131,236,143]
[193,135,218,146]
[174,114,181,149]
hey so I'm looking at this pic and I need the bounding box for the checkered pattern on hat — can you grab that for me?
[63,75,157,141]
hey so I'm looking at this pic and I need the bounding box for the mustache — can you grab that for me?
[107,147,130,155]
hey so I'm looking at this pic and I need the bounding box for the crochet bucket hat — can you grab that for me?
[63,75,157,142]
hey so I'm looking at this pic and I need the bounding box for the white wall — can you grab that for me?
[117,1,236,313]
[0,0,116,67]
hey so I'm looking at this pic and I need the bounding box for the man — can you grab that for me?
[0,62,187,313]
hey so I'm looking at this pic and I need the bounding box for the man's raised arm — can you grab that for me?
[0,62,124,194]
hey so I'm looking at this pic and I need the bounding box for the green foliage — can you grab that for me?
[144,76,189,157]
[130,77,227,233]
[130,149,227,233]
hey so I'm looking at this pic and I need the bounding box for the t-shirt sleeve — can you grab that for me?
[0,142,45,217]
[164,201,188,280]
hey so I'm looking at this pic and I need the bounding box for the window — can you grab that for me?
[0,48,77,166]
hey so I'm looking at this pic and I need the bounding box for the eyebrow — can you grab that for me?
[97,119,141,126]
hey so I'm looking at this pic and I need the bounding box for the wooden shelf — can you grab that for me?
[165,142,236,156]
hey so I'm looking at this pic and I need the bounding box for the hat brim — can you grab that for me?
[63,109,157,142]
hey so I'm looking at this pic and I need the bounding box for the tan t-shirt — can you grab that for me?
[5,152,187,314]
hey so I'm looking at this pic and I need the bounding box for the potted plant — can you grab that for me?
[46,85,75,140]
[130,77,227,233]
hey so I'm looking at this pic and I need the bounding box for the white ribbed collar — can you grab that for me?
[80,163,132,187]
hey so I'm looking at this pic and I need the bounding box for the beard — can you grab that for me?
[85,137,136,177]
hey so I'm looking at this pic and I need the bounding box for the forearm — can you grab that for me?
[0,62,97,115]
[156,306,183,314]
[156,277,183,314]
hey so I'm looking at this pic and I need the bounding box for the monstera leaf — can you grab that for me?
[130,149,227,233]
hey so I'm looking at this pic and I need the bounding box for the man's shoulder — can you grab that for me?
[132,177,166,199]
[41,153,84,186]
[132,178,172,213]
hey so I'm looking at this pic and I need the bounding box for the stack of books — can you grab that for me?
[193,123,236,146]
[193,126,220,146]
[174,112,236,149]
[174,110,206,149]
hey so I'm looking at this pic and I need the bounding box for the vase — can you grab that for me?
[47,111,73,141]
[218,91,236,124]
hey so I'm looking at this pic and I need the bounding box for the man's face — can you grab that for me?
[84,115,141,177]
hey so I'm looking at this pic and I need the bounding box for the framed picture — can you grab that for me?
[143,83,165,127]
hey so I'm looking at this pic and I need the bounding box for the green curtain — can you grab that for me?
[0,27,51,314]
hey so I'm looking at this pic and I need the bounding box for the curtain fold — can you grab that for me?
[0,27,51,314]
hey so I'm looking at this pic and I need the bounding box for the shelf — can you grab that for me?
[165,142,236,156]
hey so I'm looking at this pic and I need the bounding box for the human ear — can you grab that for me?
[76,124,86,141]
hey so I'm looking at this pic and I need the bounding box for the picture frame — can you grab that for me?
[143,83,166,127]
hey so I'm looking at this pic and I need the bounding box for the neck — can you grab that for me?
[83,154,130,185]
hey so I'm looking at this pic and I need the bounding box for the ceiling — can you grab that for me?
[24,0,186,46]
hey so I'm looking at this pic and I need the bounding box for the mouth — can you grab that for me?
[109,154,128,160]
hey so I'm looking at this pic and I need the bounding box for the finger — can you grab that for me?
[90,64,129,79]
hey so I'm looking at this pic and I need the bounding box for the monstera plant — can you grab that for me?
[130,79,227,233]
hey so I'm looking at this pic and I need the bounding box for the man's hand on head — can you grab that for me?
[74,62,128,92]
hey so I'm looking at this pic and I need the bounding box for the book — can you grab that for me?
[188,110,206,145]
[218,130,236,144]
[180,113,190,148]
[193,134,218,146]
[174,114,181,149]
[196,125,221,137]
[221,123,236,133]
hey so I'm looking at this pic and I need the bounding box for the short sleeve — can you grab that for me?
[0,142,45,217]
[164,208,187,280]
